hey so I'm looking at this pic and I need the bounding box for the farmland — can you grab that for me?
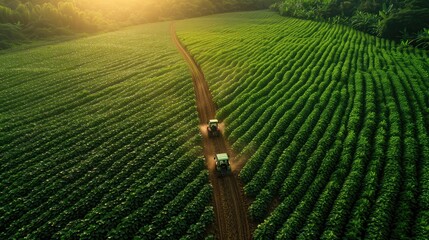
[176,11,429,239]
[0,22,213,239]
[1,9,429,240]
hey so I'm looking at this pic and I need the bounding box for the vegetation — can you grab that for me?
[0,0,274,49]
[2,9,428,239]
[177,11,429,239]
[270,0,429,49]
[0,21,213,239]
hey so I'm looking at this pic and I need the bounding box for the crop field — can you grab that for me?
[1,9,429,240]
[0,22,214,239]
[177,11,429,239]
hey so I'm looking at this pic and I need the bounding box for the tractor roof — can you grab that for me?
[216,153,229,161]
[209,119,219,124]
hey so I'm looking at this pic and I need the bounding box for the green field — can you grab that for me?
[0,22,213,239]
[1,10,429,239]
[177,11,429,239]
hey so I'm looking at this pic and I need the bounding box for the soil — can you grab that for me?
[171,23,252,240]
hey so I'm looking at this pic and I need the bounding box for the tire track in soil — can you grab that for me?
[171,23,252,240]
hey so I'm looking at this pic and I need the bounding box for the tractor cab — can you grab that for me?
[215,153,231,176]
[207,119,220,137]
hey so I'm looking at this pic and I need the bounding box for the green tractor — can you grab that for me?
[215,153,231,176]
[207,119,220,137]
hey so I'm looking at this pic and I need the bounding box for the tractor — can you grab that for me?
[215,153,231,176]
[207,119,220,137]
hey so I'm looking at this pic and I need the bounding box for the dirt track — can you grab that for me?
[171,23,252,240]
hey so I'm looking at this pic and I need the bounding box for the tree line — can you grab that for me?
[271,0,429,49]
[0,0,274,49]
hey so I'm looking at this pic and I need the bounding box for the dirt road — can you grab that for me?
[171,23,252,240]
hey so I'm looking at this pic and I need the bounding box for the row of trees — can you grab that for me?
[0,0,274,49]
[271,0,429,49]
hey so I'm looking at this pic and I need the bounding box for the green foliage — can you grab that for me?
[1,10,428,239]
[350,10,379,35]
[0,5,17,23]
[0,22,24,48]
[0,0,276,49]
[378,8,429,41]
[0,21,212,239]
[274,0,335,19]
[412,28,429,49]
[177,11,429,239]
[272,0,429,49]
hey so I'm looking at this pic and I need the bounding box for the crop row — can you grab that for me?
[0,22,213,239]
[177,11,429,239]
